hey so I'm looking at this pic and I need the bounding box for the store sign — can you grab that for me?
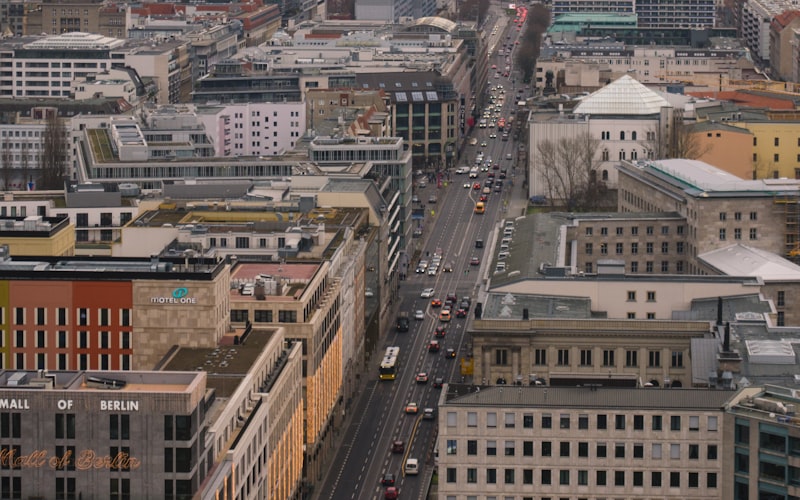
[0,448,141,470]
[0,399,29,410]
[151,287,197,304]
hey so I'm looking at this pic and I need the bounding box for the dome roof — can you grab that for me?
[573,75,671,116]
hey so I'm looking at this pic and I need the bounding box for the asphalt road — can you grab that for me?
[315,8,529,500]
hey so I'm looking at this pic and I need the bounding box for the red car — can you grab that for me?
[472,182,481,190]
[479,194,488,202]
[470,257,480,266]
[434,326,446,338]
[456,308,468,318]
[430,298,442,308]
[385,486,398,499]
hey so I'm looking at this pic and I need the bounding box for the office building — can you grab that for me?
[24,0,128,38]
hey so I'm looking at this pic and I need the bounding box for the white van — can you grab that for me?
[405,458,419,475]
[469,167,479,178]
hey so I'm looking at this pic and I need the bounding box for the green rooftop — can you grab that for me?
[548,13,638,33]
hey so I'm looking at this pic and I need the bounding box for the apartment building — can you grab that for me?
[437,386,734,499]
[740,0,800,63]
[24,0,128,38]
[727,385,800,499]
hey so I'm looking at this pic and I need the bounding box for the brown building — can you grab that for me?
[691,121,754,180]
[25,0,127,37]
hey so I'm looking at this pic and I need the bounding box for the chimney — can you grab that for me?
[716,296,723,326]
[717,320,742,374]
[723,322,731,352]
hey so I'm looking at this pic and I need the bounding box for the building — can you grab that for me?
[550,0,714,27]
[24,0,128,38]
[617,158,800,266]
[740,0,799,64]
[529,75,675,198]
[769,10,800,80]
[0,0,24,37]
[689,121,755,180]
[0,217,74,256]
[192,60,304,105]
[727,385,800,500]
[437,385,734,499]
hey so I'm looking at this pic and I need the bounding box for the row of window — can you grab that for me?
[230,310,297,323]
[5,330,131,350]
[718,228,758,240]
[584,260,684,274]
[586,241,685,255]
[3,307,131,327]
[445,412,716,431]
[585,225,683,237]
[443,467,718,489]
[513,348,685,368]
[5,352,131,371]
[445,439,718,461]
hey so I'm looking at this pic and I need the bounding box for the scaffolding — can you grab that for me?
[775,196,800,259]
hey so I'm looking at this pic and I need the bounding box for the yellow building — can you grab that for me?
[0,215,74,256]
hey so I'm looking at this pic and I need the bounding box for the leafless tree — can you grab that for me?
[0,137,12,190]
[19,149,29,190]
[39,113,68,190]
[536,132,605,210]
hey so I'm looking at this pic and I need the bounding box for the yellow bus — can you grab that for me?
[474,202,485,214]
[379,346,400,380]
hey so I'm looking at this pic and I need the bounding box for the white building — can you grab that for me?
[196,101,307,157]
[741,0,800,63]
[71,67,143,106]
[528,75,674,199]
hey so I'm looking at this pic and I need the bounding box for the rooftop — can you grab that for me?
[573,75,672,116]
[443,385,735,409]
[699,244,800,282]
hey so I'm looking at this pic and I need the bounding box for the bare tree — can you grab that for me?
[39,113,68,190]
[19,149,29,190]
[536,132,604,210]
[0,136,12,190]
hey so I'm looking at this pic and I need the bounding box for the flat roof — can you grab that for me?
[444,385,735,409]
[699,244,800,282]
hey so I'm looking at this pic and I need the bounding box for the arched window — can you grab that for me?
[602,149,609,161]
[620,131,625,140]
[619,150,626,160]
[602,170,609,181]
[631,149,638,160]
[632,131,637,141]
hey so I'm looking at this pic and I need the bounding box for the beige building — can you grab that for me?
[0,215,75,257]
[437,386,735,499]
[691,121,755,180]
[25,0,128,37]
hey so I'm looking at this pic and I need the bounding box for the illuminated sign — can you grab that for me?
[0,448,141,470]
[151,287,197,304]
[0,399,29,410]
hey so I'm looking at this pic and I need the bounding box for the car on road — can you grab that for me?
[433,377,444,388]
[472,182,481,190]
[469,137,478,145]
[382,473,396,486]
[414,310,425,320]
[456,307,467,318]
[463,182,471,188]
[392,440,405,453]
[489,133,497,139]
[455,166,468,174]
[445,348,456,359]
[428,194,437,204]
[434,326,446,338]
[423,408,436,420]
[427,266,437,276]
[430,298,442,308]
[443,262,454,272]
[479,194,488,202]
[428,340,440,353]
[405,402,419,414]
[480,141,488,147]
[411,194,419,203]
[415,372,429,384]
[439,310,451,322]
[385,487,399,500]
[470,257,481,266]
[420,288,435,298]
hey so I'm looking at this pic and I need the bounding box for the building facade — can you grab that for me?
[25,0,128,38]
[437,386,734,499]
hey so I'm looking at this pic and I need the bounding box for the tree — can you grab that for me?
[536,132,605,210]
[39,112,68,190]
[515,4,550,83]
[0,136,12,190]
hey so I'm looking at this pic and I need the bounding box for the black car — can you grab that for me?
[445,348,456,359]
[382,473,396,486]
[433,377,444,388]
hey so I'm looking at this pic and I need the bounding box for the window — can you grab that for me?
[597,414,607,430]
[615,470,625,486]
[487,468,496,483]
[534,349,546,365]
[578,469,588,485]
[708,416,718,431]
[541,469,551,485]
[596,470,606,486]
[36,307,45,325]
[523,414,533,428]
[585,243,593,254]
[650,415,662,431]
[616,227,624,235]
[600,227,608,235]
[467,440,477,455]
[631,242,638,254]
[578,414,588,429]
[600,243,608,254]
[559,469,569,485]
[734,228,742,240]
[120,309,130,327]
[615,443,625,458]
[615,242,623,254]
[626,350,637,367]
[634,443,644,458]
[689,415,699,431]
[487,412,497,427]
[719,228,726,240]
[557,349,569,366]
[648,350,660,367]
[646,261,653,273]
[670,471,680,487]
[615,415,625,430]
[634,415,644,430]
[646,225,654,235]
[523,469,533,485]
[487,440,497,455]
[446,468,457,483]
[99,308,110,326]
[578,441,589,457]
[467,412,477,427]
[631,261,638,273]
[495,349,508,365]
[14,308,23,325]
[750,211,758,221]
[78,308,88,326]
[597,443,607,458]
[670,416,681,431]
[523,441,533,456]
[646,242,653,254]
[579,349,591,366]
[560,441,570,457]
[652,443,662,459]
[750,228,757,240]
[505,440,515,456]
[671,351,684,367]
[707,472,717,488]
[467,468,477,483]
[719,212,727,221]
[627,291,636,301]
[542,414,552,429]
[652,471,662,487]
[541,441,551,457]
[689,443,699,459]
[661,242,669,253]
[446,439,457,455]
[603,350,615,366]
[505,413,515,428]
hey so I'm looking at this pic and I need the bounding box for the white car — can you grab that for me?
[455,166,467,174]
[414,310,425,320]
[420,288,435,298]
[489,133,497,139]
[463,182,471,188]
[428,267,438,276]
